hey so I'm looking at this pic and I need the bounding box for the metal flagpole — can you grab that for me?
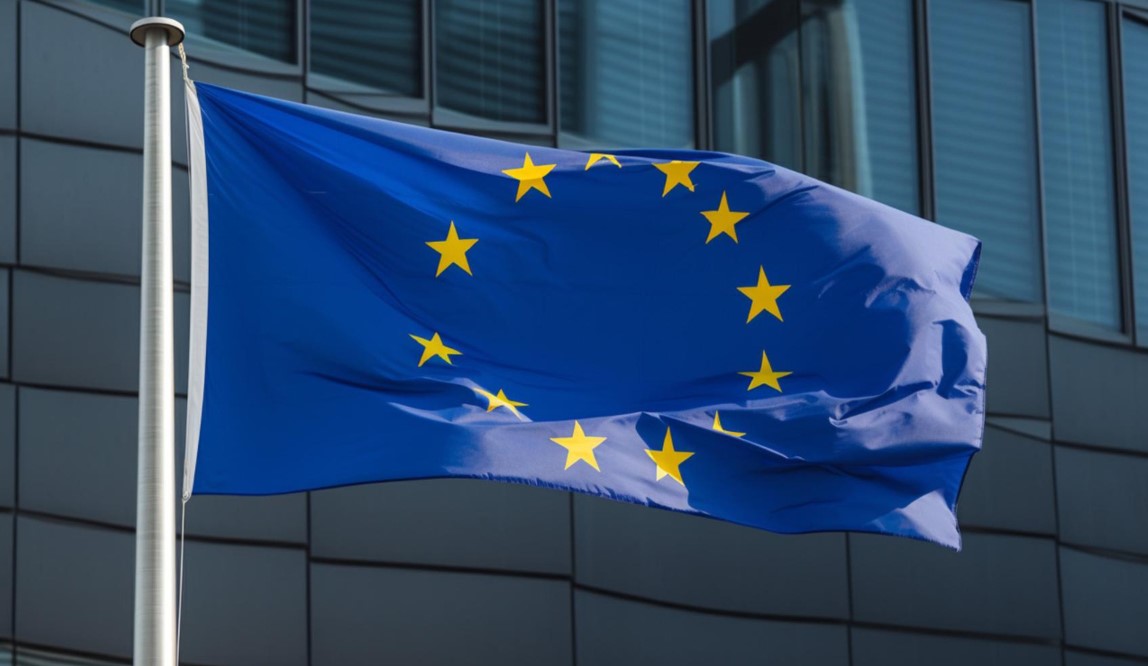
[128,16,184,666]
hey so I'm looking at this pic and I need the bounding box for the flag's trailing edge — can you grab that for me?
[183,81,986,549]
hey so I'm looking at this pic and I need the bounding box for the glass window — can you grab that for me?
[1038,0,1121,331]
[1126,15,1148,341]
[801,0,919,214]
[558,0,694,149]
[435,0,547,125]
[165,0,297,63]
[708,0,802,170]
[310,0,422,98]
[88,0,146,13]
[930,0,1041,303]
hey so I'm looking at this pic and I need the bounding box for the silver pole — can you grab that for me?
[129,17,184,666]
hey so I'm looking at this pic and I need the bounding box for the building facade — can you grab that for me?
[1,0,1147,664]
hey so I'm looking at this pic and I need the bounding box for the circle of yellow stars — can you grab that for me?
[415,151,796,489]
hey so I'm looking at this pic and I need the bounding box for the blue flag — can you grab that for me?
[183,82,985,549]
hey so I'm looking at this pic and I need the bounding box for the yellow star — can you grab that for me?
[550,421,607,471]
[426,221,478,277]
[585,153,621,170]
[712,412,746,438]
[653,160,699,196]
[409,332,461,367]
[700,191,750,243]
[737,266,790,322]
[645,428,694,485]
[739,351,792,392]
[502,153,557,202]
[475,387,528,419]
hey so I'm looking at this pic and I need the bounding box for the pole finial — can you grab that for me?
[129,17,185,48]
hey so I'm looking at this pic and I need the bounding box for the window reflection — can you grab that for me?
[310,0,421,97]
[559,0,694,149]
[801,0,918,213]
[1125,16,1148,341]
[709,0,917,213]
[709,0,802,170]
[12,645,121,665]
[165,0,297,63]
[930,0,1041,302]
[87,0,145,13]
[1039,0,1121,331]
[435,0,546,125]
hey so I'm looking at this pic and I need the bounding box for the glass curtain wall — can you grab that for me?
[434,0,547,126]
[1038,0,1121,331]
[558,0,694,149]
[309,0,422,98]
[708,0,803,170]
[930,0,1041,303]
[709,0,918,212]
[165,0,297,63]
[801,0,918,214]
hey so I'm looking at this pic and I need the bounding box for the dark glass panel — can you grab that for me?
[931,0,1041,302]
[166,0,296,63]
[801,0,918,213]
[1039,0,1120,331]
[310,0,421,97]
[709,0,802,170]
[435,0,546,124]
[558,0,694,149]
[86,0,145,13]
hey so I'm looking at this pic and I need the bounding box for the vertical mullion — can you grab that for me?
[9,0,19,658]
[914,0,935,221]
[296,0,305,73]
[551,0,560,141]
[1027,7,1065,664]
[300,0,309,85]
[1030,0,1049,313]
[552,0,561,144]
[421,0,430,107]
[304,492,313,666]
[693,0,711,151]
[1110,8,1136,342]
[428,0,437,122]
[794,0,805,173]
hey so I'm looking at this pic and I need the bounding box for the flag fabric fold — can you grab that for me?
[184,82,986,549]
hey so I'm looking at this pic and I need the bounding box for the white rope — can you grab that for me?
[176,497,188,663]
[176,39,191,666]
[177,42,191,84]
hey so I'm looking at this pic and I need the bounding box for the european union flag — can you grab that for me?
[183,83,985,549]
